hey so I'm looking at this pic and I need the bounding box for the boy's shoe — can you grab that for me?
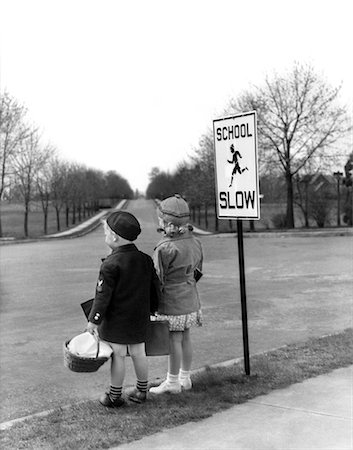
[149,379,182,395]
[180,377,192,390]
[128,388,147,403]
[99,392,125,408]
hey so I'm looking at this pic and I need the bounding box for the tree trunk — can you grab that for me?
[0,204,3,238]
[43,210,48,235]
[197,205,201,225]
[55,207,61,231]
[66,206,69,227]
[72,204,76,225]
[285,172,295,228]
[205,203,208,229]
[249,220,255,231]
[24,203,29,237]
[304,182,309,227]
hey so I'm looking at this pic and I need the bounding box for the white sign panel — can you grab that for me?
[213,111,260,220]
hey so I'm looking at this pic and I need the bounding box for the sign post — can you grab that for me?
[213,111,259,375]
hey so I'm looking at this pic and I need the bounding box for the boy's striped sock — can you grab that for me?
[109,385,122,401]
[136,380,148,393]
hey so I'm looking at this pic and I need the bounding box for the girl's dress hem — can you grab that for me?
[155,310,203,331]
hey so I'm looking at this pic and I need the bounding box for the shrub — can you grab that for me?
[271,212,287,229]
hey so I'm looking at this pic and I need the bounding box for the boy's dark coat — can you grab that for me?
[88,244,160,344]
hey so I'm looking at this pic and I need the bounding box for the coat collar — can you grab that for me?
[111,243,138,254]
[101,244,138,261]
[154,231,193,250]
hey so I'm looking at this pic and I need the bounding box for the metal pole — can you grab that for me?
[236,220,250,375]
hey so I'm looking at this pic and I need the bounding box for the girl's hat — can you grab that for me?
[158,194,190,226]
[106,211,141,241]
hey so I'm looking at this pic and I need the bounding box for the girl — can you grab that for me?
[86,211,160,406]
[150,194,203,394]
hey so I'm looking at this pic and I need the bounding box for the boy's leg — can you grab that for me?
[128,343,148,403]
[129,343,148,382]
[149,332,182,395]
[100,343,126,407]
[110,343,127,386]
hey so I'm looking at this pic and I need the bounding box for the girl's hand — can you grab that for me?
[86,322,99,336]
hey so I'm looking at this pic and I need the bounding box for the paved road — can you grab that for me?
[0,199,352,423]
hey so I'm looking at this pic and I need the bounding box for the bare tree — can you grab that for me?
[36,145,56,234]
[50,158,68,231]
[192,131,217,229]
[0,91,30,236]
[11,128,46,237]
[230,63,351,228]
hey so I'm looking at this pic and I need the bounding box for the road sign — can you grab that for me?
[213,111,260,220]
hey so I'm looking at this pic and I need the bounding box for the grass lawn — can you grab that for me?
[191,202,341,233]
[1,328,352,450]
[1,200,345,239]
[0,201,99,239]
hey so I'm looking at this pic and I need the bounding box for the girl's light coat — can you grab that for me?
[153,231,203,315]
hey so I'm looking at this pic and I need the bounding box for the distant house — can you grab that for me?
[298,173,336,198]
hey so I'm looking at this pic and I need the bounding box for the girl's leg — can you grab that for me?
[128,343,148,403]
[179,328,193,390]
[168,331,183,376]
[149,331,183,395]
[181,328,192,371]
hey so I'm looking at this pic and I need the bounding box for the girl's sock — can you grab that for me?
[136,379,148,393]
[109,385,122,401]
[167,372,180,384]
[179,369,190,381]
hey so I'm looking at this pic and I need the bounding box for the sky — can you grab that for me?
[1,0,352,193]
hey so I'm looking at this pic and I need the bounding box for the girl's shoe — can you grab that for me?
[180,377,192,390]
[99,392,125,408]
[149,379,181,394]
[128,388,147,403]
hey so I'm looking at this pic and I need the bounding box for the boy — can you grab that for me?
[87,211,160,406]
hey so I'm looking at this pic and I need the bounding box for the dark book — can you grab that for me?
[80,298,94,319]
[194,268,203,282]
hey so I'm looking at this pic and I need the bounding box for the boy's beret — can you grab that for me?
[106,211,141,241]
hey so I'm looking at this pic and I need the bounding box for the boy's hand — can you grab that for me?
[86,322,99,336]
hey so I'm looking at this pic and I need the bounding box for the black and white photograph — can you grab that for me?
[0,0,352,449]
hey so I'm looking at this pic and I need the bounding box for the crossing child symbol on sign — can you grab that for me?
[227,144,249,187]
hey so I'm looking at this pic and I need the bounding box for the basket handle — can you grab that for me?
[93,332,100,359]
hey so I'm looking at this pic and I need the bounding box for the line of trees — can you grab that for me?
[146,63,352,229]
[0,91,133,237]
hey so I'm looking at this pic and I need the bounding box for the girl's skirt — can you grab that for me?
[155,309,203,332]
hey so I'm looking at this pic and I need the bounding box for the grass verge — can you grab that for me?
[1,328,352,449]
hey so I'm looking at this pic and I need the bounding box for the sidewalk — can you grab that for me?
[114,365,353,450]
